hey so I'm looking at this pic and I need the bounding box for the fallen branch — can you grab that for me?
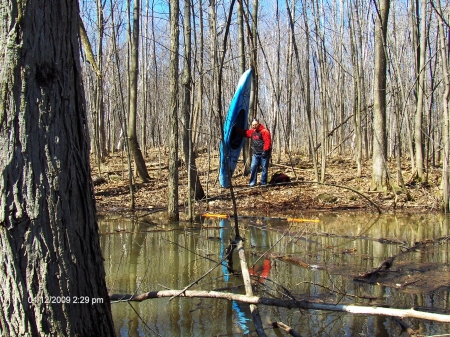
[272,321,302,337]
[109,290,450,322]
[356,256,395,282]
[237,238,266,336]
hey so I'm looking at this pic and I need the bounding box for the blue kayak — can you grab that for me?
[219,69,253,188]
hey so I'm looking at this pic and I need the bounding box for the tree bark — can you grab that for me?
[0,1,115,335]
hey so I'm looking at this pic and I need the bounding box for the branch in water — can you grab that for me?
[109,289,450,323]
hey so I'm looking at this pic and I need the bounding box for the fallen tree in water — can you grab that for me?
[110,289,450,323]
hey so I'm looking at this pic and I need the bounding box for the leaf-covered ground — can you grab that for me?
[91,149,443,217]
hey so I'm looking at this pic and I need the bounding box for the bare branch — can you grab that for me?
[109,289,450,323]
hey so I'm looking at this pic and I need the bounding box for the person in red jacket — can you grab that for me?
[237,118,272,186]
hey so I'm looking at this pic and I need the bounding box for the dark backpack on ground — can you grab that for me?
[270,171,291,184]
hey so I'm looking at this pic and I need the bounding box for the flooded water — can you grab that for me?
[98,212,450,336]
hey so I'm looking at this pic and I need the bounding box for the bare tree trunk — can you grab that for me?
[414,0,428,182]
[299,1,319,181]
[353,4,370,161]
[141,0,150,157]
[110,0,135,208]
[436,0,450,211]
[128,0,151,183]
[192,0,204,148]
[337,0,345,155]
[249,0,259,122]
[151,0,160,155]
[313,1,329,183]
[207,0,218,206]
[349,2,362,176]
[371,0,390,191]
[426,29,437,174]
[244,0,259,176]
[284,0,294,153]
[0,1,115,335]
[238,0,251,175]
[181,0,205,219]
[168,0,180,221]
[273,1,281,164]
[96,0,107,160]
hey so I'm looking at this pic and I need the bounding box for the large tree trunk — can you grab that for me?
[168,0,180,221]
[0,1,115,335]
[371,0,391,191]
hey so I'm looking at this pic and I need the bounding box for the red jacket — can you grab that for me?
[237,124,272,153]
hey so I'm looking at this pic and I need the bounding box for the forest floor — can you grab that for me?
[91,148,444,218]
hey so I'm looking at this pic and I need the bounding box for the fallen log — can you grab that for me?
[109,290,450,323]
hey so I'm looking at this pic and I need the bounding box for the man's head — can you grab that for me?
[251,118,260,129]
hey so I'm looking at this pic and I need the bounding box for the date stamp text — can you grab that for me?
[28,295,104,305]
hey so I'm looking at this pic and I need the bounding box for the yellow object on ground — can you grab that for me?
[287,218,321,223]
[201,213,229,219]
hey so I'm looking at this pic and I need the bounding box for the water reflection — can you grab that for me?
[99,212,450,336]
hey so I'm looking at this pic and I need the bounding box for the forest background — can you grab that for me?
[79,0,450,216]
[1,1,450,335]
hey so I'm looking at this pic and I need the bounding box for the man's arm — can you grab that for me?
[235,127,251,138]
[262,129,272,151]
